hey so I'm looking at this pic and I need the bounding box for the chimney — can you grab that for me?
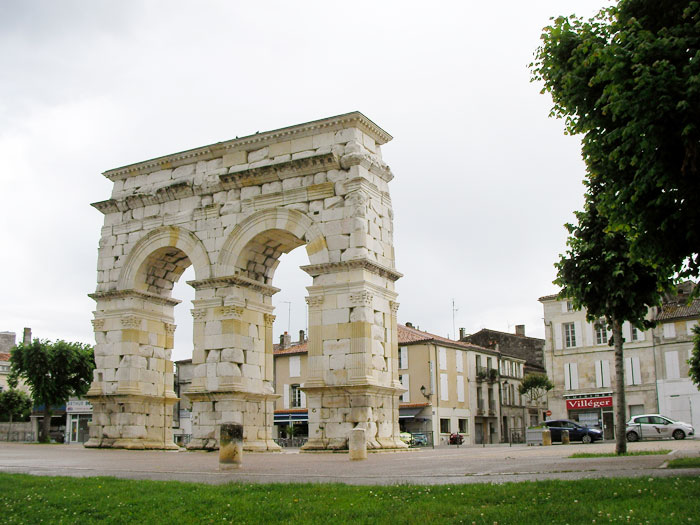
[515,325,525,337]
[23,327,31,345]
[282,332,291,348]
[405,322,413,328]
[299,329,305,343]
[459,327,466,340]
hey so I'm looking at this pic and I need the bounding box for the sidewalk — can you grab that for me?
[0,439,698,485]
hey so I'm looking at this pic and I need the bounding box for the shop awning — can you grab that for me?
[399,407,424,419]
[274,411,308,423]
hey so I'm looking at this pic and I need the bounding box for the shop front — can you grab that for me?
[564,392,615,440]
[66,400,93,444]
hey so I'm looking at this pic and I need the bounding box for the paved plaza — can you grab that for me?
[1,439,699,485]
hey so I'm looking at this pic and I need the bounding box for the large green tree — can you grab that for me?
[554,182,667,454]
[10,339,94,443]
[532,0,700,283]
[518,373,554,407]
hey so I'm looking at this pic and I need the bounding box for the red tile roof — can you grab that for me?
[656,299,700,321]
[398,324,493,352]
[274,342,308,355]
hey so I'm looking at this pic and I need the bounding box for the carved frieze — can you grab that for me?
[221,306,244,320]
[350,291,373,306]
[305,296,324,308]
[120,315,141,329]
[191,308,208,320]
[91,319,105,331]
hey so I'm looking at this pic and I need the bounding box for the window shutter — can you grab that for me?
[687,321,699,335]
[457,376,464,402]
[663,323,676,339]
[665,351,680,379]
[570,362,579,389]
[555,323,563,350]
[561,301,568,313]
[440,373,449,401]
[624,358,633,386]
[289,356,301,377]
[602,360,610,387]
[439,347,447,370]
[283,384,289,409]
[622,322,631,342]
[586,323,594,347]
[399,347,408,369]
[595,360,603,388]
[456,351,463,373]
[402,374,410,403]
[636,328,645,342]
[573,322,582,347]
[564,363,571,390]
[631,357,641,385]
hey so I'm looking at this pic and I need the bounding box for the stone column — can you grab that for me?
[85,290,179,449]
[185,276,280,451]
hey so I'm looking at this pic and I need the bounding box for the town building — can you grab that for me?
[265,323,533,446]
[462,326,548,435]
[539,282,700,439]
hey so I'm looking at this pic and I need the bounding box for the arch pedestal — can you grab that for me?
[87,112,405,451]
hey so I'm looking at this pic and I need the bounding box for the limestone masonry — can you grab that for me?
[87,112,406,451]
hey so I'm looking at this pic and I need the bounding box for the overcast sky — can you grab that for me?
[0,1,609,361]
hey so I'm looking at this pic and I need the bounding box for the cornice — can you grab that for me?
[187,274,280,296]
[220,151,340,188]
[88,289,181,307]
[102,111,392,181]
[301,259,402,282]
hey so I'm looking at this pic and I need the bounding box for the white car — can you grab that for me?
[626,414,695,441]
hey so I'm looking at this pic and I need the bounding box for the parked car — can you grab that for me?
[411,433,429,446]
[626,414,694,442]
[543,419,603,444]
[399,432,412,445]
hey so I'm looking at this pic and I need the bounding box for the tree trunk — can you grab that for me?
[613,318,627,455]
[41,405,51,443]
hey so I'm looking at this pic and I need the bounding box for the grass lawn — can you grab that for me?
[668,457,700,469]
[1,473,699,524]
[569,449,671,459]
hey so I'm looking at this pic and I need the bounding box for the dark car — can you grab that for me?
[544,419,603,444]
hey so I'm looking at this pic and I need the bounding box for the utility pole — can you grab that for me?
[452,299,459,340]
[283,301,292,334]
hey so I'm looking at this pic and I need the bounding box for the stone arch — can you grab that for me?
[118,225,212,294]
[216,207,328,283]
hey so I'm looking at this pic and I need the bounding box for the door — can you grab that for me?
[70,419,79,443]
[648,416,672,438]
[603,412,614,440]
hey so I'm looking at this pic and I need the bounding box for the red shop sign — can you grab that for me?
[566,396,613,410]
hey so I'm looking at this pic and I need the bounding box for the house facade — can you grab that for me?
[540,283,700,439]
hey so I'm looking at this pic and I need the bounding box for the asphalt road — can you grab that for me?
[0,439,699,485]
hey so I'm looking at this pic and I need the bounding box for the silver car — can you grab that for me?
[626,414,695,441]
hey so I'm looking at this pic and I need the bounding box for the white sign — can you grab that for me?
[66,400,93,413]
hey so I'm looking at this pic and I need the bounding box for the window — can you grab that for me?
[398,346,408,369]
[566,301,574,312]
[440,418,450,434]
[665,351,680,379]
[687,321,699,336]
[458,418,467,433]
[438,347,447,370]
[564,362,579,390]
[625,356,641,385]
[564,323,577,348]
[595,360,611,388]
[631,327,639,341]
[290,384,302,408]
[595,323,608,345]
[399,374,410,402]
[440,373,449,401]
[289,355,301,378]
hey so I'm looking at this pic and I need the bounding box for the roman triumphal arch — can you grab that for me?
[85,112,406,451]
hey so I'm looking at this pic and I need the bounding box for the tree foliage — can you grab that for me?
[518,373,554,405]
[0,389,32,423]
[10,339,94,442]
[532,0,700,283]
[689,325,700,389]
[553,181,667,455]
